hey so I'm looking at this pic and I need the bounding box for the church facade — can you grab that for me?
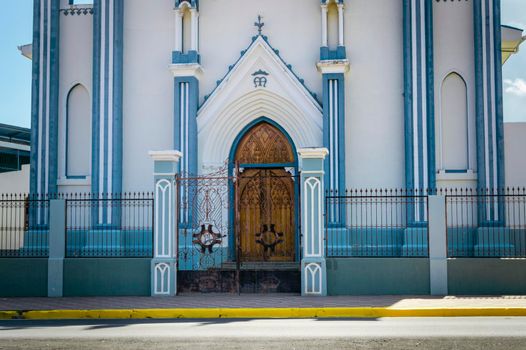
[19,0,526,296]
[31,0,523,196]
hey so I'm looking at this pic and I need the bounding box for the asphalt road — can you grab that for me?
[0,317,525,349]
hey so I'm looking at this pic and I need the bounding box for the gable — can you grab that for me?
[197,35,323,170]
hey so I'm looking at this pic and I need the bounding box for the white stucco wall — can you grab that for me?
[504,122,526,187]
[346,0,405,189]
[122,0,174,191]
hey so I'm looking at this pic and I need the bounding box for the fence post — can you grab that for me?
[428,195,448,295]
[149,150,182,296]
[48,199,66,297]
[298,148,329,296]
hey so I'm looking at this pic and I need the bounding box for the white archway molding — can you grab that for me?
[198,89,322,171]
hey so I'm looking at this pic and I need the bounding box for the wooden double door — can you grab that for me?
[237,168,296,262]
[234,121,298,262]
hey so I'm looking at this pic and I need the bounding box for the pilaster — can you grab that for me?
[299,148,329,296]
[317,61,348,226]
[403,0,435,222]
[31,0,60,198]
[48,199,65,297]
[91,0,124,225]
[149,150,182,296]
[428,195,448,295]
[473,0,505,223]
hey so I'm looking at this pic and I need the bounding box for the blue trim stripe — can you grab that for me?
[48,0,60,194]
[474,0,485,190]
[40,0,48,196]
[91,0,101,197]
[30,0,41,196]
[425,0,435,193]
[493,0,505,200]
[103,0,109,204]
[403,0,414,193]
[112,0,124,224]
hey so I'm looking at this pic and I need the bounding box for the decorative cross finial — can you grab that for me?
[254,15,265,35]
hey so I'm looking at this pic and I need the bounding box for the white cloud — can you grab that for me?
[504,78,526,97]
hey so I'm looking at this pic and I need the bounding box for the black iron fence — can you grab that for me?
[445,188,526,258]
[65,192,154,258]
[325,189,429,257]
[0,194,49,257]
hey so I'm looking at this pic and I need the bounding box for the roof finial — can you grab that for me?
[254,15,265,35]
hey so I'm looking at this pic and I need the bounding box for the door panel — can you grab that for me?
[238,168,295,262]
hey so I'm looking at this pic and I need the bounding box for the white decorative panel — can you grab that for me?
[303,177,322,257]
[154,263,170,295]
[304,262,322,295]
[155,179,173,258]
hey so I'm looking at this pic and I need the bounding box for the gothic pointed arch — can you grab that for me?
[234,121,295,165]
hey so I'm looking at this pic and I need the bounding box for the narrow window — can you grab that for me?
[441,73,468,171]
[66,84,91,178]
[182,7,191,53]
[327,2,339,49]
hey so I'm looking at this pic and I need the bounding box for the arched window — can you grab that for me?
[175,1,199,54]
[65,84,91,178]
[327,2,339,49]
[182,6,191,53]
[441,72,468,171]
[321,0,344,49]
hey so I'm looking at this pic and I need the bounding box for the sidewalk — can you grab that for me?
[1,294,526,320]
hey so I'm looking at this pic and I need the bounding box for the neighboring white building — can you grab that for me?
[0,123,30,194]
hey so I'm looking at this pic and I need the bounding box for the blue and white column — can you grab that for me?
[317,1,349,226]
[91,0,124,225]
[474,0,505,223]
[171,0,200,178]
[403,0,435,222]
[30,0,60,200]
[171,1,202,225]
[299,148,329,296]
[149,150,182,296]
[171,74,199,178]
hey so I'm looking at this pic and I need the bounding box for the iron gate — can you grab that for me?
[176,164,301,293]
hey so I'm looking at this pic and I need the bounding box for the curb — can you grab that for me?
[1,307,526,320]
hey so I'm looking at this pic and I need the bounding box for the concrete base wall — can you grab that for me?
[327,258,430,295]
[0,258,47,297]
[448,258,526,295]
[64,258,151,296]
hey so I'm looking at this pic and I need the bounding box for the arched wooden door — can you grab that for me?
[234,122,296,262]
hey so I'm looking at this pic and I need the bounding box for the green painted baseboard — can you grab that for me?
[63,258,151,296]
[0,258,48,297]
[327,258,430,295]
[448,258,526,295]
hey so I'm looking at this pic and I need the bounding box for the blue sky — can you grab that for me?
[0,1,525,128]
